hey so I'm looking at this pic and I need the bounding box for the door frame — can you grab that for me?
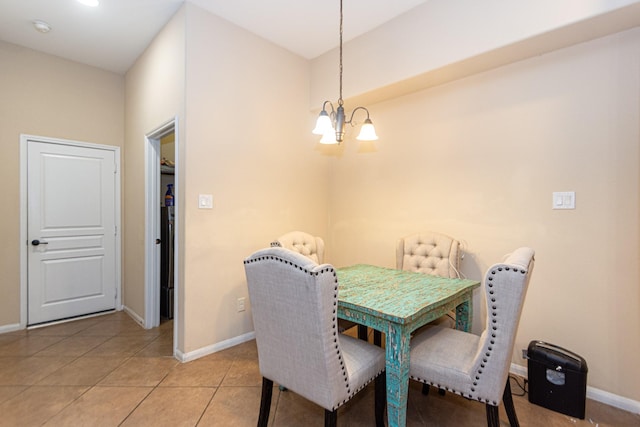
[144,118,178,333]
[19,134,122,328]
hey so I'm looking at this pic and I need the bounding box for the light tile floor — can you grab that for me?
[0,311,638,426]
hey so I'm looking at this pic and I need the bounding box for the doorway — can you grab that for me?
[20,135,121,327]
[145,119,178,355]
[159,132,175,323]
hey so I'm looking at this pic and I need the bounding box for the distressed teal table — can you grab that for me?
[336,264,481,427]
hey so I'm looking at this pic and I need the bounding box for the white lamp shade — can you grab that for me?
[320,131,338,144]
[312,113,333,135]
[356,120,378,141]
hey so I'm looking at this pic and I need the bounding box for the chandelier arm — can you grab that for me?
[322,100,336,116]
[346,106,371,126]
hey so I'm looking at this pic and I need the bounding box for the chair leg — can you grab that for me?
[420,383,444,396]
[357,324,368,341]
[421,383,430,395]
[258,377,273,427]
[485,404,499,427]
[324,409,337,427]
[374,330,382,347]
[503,378,520,427]
[374,373,386,427]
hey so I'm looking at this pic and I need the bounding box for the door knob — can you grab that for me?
[31,239,49,246]
[156,239,161,244]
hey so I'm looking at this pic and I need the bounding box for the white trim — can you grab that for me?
[510,362,528,378]
[122,305,145,327]
[0,323,22,334]
[144,118,177,330]
[19,139,27,328]
[176,332,256,363]
[510,362,640,415]
[19,134,122,329]
[144,134,161,329]
[144,117,179,360]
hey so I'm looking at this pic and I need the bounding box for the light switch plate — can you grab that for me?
[552,191,575,209]
[198,194,213,209]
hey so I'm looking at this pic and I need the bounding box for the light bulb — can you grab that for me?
[356,119,378,141]
[320,131,338,145]
[312,111,333,135]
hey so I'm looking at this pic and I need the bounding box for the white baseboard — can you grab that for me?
[176,331,256,363]
[0,323,21,334]
[510,363,640,415]
[122,306,145,327]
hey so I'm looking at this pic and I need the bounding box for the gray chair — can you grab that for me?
[271,231,364,339]
[396,231,461,279]
[371,231,462,347]
[395,231,463,396]
[271,230,325,264]
[408,247,535,427]
[244,247,387,427]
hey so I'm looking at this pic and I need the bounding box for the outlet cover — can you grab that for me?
[552,191,575,209]
[198,194,213,209]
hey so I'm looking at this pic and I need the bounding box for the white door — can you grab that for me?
[27,140,118,325]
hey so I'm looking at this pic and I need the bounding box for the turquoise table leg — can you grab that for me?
[385,323,411,427]
[455,296,473,332]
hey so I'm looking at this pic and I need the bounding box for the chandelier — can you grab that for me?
[312,0,379,144]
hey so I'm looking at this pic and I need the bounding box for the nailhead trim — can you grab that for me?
[409,264,529,407]
[247,251,382,410]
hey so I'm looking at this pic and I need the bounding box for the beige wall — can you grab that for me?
[311,0,640,109]
[123,3,328,354]
[326,28,640,402]
[123,6,186,345]
[180,4,328,353]
[161,133,175,163]
[0,41,124,328]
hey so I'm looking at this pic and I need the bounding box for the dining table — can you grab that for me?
[336,264,481,427]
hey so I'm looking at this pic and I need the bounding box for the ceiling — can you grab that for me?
[0,0,427,74]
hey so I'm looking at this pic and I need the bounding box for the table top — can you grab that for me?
[337,264,480,325]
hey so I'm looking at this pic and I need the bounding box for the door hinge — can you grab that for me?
[114,225,117,236]
[114,162,117,173]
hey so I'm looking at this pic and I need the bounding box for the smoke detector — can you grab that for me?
[33,20,52,33]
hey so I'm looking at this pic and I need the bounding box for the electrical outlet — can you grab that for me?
[522,349,528,359]
[237,297,246,312]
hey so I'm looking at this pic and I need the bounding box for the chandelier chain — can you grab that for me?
[311,0,377,143]
[338,0,344,106]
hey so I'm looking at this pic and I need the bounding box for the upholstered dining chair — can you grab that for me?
[393,231,463,395]
[396,231,461,278]
[369,231,463,347]
[408,247,535,427]
[271,231,363,339]
[270,230,325,264]
[244,247,386,427]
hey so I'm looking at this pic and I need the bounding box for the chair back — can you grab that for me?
[472,247,535,403]
[271,231,325,264]
[244,247,351,410]
[396,232,460,278]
